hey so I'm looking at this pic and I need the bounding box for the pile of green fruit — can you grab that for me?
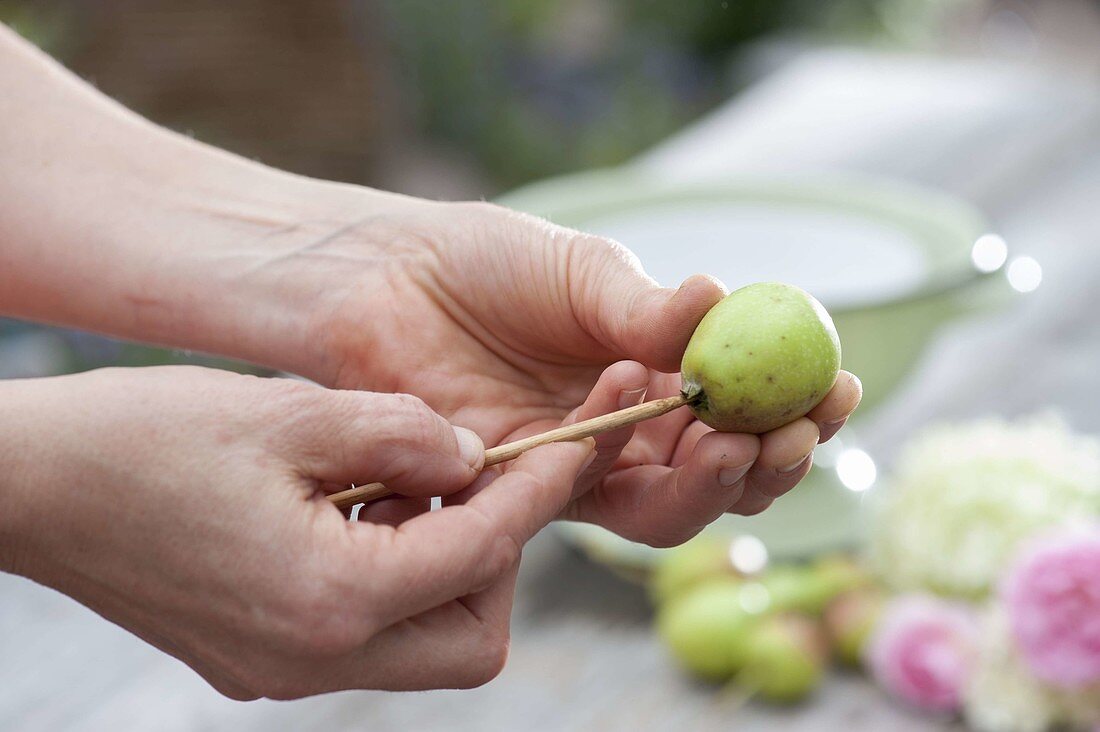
[651,535,885,703]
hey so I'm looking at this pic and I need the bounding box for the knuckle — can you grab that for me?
[454,627,511,689]
[270,375,318,399]
[250,675,307,701]
[457,199,510,220]
[391,391,434,421]
[736,498,773,517]
[463,506,521,581]
[254,670,332,701]
[381,393,448,452]
[643,527,702,549]
[485,533,522,578]
[279,569,372,659]
[198,670,262,702]
[219,659,301,701]
[212,685,261,702]
[572,232,644,272]
[267,377,328,420]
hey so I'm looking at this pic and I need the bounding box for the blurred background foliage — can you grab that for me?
[375,0,974,189]
[0,0,973,197]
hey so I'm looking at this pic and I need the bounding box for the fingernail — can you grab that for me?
[718,463,753,487]
[778,451,813,476]
[824,416,848,426]
[618,387,647,409]
[453,427,485,469]
[579,437,598,472]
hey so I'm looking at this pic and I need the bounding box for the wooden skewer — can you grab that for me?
[326,393,692,511]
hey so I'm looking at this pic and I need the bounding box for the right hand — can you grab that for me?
[0,366,595,699]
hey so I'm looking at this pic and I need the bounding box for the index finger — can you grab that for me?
[356,438,596,627]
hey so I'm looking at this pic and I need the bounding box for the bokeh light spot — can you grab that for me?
[837,448,877,492]
[727,535,768,575]
[971,234,1008,273]
[1007,256,1042,293]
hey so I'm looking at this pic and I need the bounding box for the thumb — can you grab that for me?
[569,236,726,372]
[285,389,484,497]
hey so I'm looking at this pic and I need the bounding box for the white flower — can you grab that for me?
[965,608,1065,732]
[868,415,1100,597]
[965,607,1100,732]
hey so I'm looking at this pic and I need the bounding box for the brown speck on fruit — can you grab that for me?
[766,375,775,384]
[747,351,754,356]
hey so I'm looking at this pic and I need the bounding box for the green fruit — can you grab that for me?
[739,614,828,704]
[649,535,738,605]
[811,554,872,598]
[681,282,841,433]
[758,564,828,616]
[823,587,885,667]
[759,557,872,617]
[656,580,764,680]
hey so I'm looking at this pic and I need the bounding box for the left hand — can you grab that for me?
[257,198,861,546]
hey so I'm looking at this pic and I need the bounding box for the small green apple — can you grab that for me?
[681,282,840,433]
[757,564,824,616]
[656,579,764,680]
[738,613,828,704]
[759,556,872,617]
[649,535,739,606]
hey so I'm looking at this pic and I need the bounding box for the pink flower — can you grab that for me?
[1002,525,1100,688]
[866,595,979,712]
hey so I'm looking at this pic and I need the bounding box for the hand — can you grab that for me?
[0,366,596,697]
[253,199,862,546]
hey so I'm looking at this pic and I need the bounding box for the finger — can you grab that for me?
[727,491,774,517]
[736,417,819,505]
[570,234,726,372]
[357,439,596,624]
[617,370,697,467]
[807,371,862,443]
[560,360,649,499]
[284,388,484,497]
[567,431,759,547]
[477,360,647,504]
[339,564,521,693]
[669,419,712,468]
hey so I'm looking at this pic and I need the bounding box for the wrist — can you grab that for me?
[160,173,417,381]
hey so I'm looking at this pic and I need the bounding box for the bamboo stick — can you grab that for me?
[327,393,691,511]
